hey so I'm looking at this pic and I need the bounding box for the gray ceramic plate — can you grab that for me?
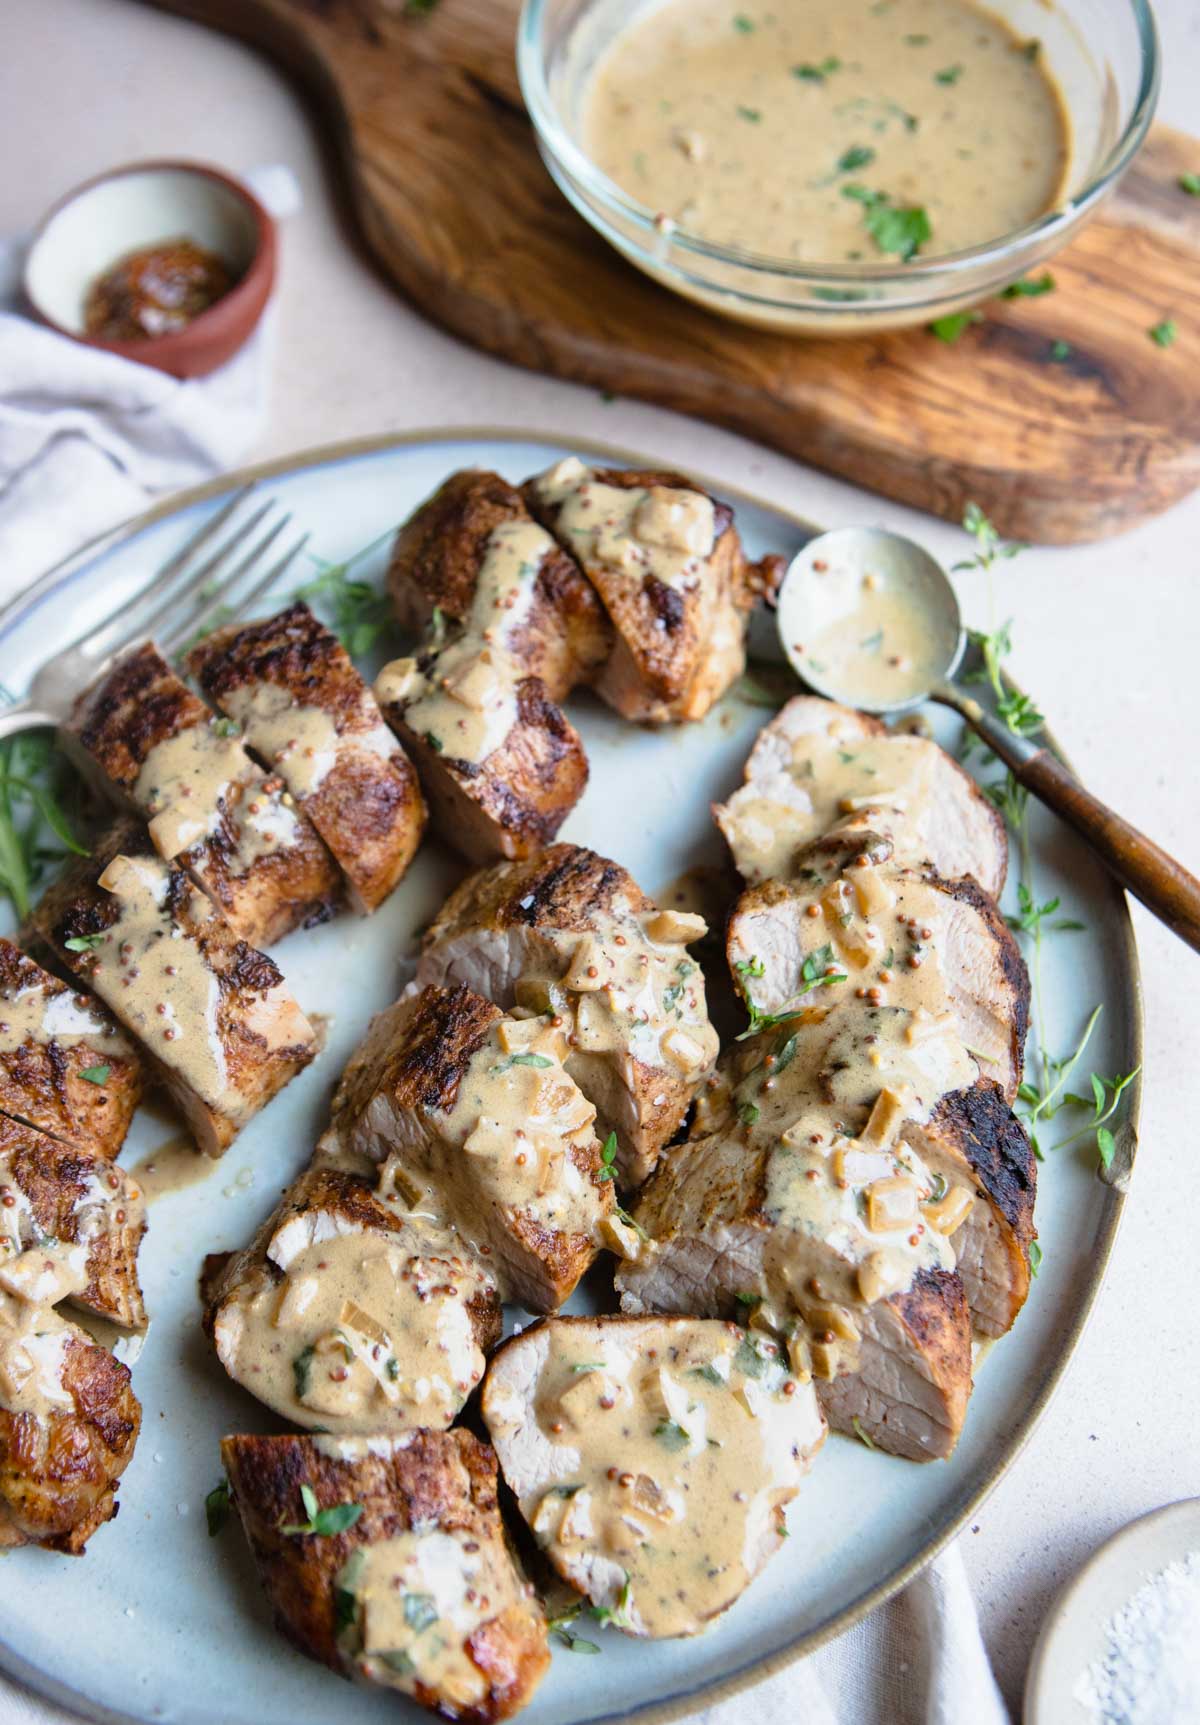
[0,430,1141,1725]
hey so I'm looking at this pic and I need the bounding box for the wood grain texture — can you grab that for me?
[147,0,1200,543]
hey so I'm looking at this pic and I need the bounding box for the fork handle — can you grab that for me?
[0,701,58,741]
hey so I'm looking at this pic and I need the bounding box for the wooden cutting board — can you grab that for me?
[151,0,1200,543]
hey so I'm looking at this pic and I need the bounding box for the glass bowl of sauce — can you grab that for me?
[517,0,1159,334]
[23,162,276,377]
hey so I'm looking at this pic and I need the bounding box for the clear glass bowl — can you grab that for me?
[516,0,1160,335]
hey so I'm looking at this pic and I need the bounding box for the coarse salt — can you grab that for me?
[1075,1549,1200,1724]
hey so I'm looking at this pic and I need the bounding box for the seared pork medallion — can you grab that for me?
[386,470,612,701]
[222,1429,550,1722]
[204,1161,499,1433]
[726,852,1029,1103]
[34,822,317,1156]
[715,696,1008,897]
[186,602,426,914]
[67,643,340,944]
[333,985,614,1310]
[418,845,719,1187]
[524,458,779,724]
[617,1066,976,1460]
[0,937,142,1159]
[0,1283,140,1552]
[0,1115,146,1329]
[481,1316,825,1637]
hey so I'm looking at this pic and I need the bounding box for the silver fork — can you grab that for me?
[0,486,311,743]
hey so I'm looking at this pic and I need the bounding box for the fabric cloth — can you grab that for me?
[0,163,300,604]
[0,159,1013,1725]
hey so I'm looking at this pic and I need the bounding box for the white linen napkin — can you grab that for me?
[0,163,300,604]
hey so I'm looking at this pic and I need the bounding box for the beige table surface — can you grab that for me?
[3,0,1200,1716]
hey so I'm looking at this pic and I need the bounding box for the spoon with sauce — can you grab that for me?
[777,527,1200,953]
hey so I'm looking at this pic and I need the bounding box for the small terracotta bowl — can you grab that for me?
[23,160,276,379]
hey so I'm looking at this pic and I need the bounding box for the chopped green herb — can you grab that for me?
[279,1482,364,1538]
[0,732,90,920]
[1179,172,1200,197]
[773,1031,799,1072]
[734,954,765,981]
[689,1362,726,1386]
[205,1477,231,1537]
[1028,1240,1043,1276]
[385,1356,400,1381]
[903,32,929,44]
[734,1290,763,1308]
[403,1593,438,1633]
[334,1548,366,1635]
[792,56,841,81]
[212,717,240,738]
[592,1573,634,1630]
[493,1052,553,1073]
[1001,273,1056,299]
[733,12,755,30]
[851,1416,877,1450]
[379,1650,416,1675]
[64,933,105,953]
[738,1101,760,1126]
[79,1064,110,1085]
[570,1362,606,1374]
[929,1172,948,1203]
[837,145,875,173]
[654,1419,691,1451]
[799,944,847,992]
[737,105,762,123]
[405,0,440,12]
[597,1130,619,1183]
[294,529,397,658]
[934,64,963,84]
[1149,319,1178,348]
[614,1203,649,1241]
[842,184,930,260]
[930,310,983,343]
[1050,339,1072,361]
[556,1630,601,1654]
[859,628,884,650]
[293,1344,316,1400]
[423,731,443,753]
[1022,38,1041,60]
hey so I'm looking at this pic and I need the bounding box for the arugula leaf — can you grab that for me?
[279,1482,364,1538]
[205,1477,231,1537]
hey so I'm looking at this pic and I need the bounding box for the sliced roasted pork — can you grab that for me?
[386,469,612,699]
[186,602,427,914]
[376,657,587,866]
[333,985,613,1310]
[0,1115,146,1329]
[617,1063,975,1460]
[481,1315,824,1638]
[714,696,1007,897]
[524,459,777,724]
[418,845,719,1187]
[0,938,142,1159]
[34,822,317,1156]
[205,1162,499,1434]
[0,1289,140,1552]
[67,642,340,944]
[222,1429,549,1723]
[726,858,1029,1103]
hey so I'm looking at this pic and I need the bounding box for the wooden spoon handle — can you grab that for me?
[1014,748,1200,951]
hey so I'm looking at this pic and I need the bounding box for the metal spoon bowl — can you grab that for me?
[774,525,1200,954]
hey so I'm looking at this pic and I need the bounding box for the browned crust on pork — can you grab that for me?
[0,938,142,1159]
[387,470,611,699]
[0,1333,140,1553]
[334,986,502,1129]
[187,604,426,913]
[426,844,643,952]
[222,1430,549,1722]
[34,822,316,1156]
[0,1116,145,1327]
[934,872,1030,1091]
[385,678,588,866]
[925,1081,1036,1251]
[881,1267,972,1454]
[69,642,211,787]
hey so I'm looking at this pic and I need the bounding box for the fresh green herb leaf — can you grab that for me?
[930,310,982,343]
[1001,273,1056,299]
[734,1290,763,1308]
[592,1573,634,1630]
[654,1419,691,1451]
[837,145,876,173]
[738,1101,760,1126]
[379,1650,416,1674]
[212,717,241,738]
[1096,1126,1115,1170]
[774,1031,799,1072]
[405,0,440,13]
[597,1130,619,1182]
[689,1362,726,1386]
[403,1593,438,1633]
[903,32,930,44]
[929,1172,949,1202]
[841,184,930,260]
[280,1482,364,1538]
[613,1202,649,1241]
[205,1477,231,1537]
[1028,1240,1043,1276]
[792,56,841,81]
[79,1064,110,1085]
[1050,338,1072,361]
[1149,319,1178,348]
[493,1052,553,1073]
[737,105,762,123]
[734,954,765,981]
[334,1548,367,1635]
[385,1356,400,1381]
[293,1345,316,1400]
[799,944,847,991]
[423,731,443,753]
[733,12,755,30]
[556,1630,601,1654]
[851,1415,876,1450]
[1179,172,1200,197]
[64,933,105,953]
[934,64,963,83]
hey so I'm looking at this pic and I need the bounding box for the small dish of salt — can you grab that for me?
[1025,1498,1200,1725]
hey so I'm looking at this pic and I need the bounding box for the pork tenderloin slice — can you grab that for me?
[377,669,588,866]
[714,696,1007,896]
[524,460,778,724]
[34,821,317,1156]
[417,845,719,1188]
[66,642,341,945]
[726,865,1028,1103]
[0,937,142,1159]
[0,1115,146,1329]
[205,1163,499,1434]
[333,985,613,1310]
[222,1429,549,1724]
[481,1315,824,1638]
[900,1080,1037,1338]
[187,602,426,914]
[0,1294,141,1552]
[386,469,612,700]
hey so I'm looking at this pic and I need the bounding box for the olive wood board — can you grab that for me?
[148,0,1200,544]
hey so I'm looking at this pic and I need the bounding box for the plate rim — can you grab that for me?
[0,424,1144,1725]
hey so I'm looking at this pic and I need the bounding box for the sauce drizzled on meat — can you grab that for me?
[530,457,716,595]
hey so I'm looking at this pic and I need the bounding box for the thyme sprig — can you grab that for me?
[0,731,89,918]
[294,525,398,657]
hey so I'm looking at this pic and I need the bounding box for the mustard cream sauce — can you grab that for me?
[376,519,553,764]
[0,979,125,1059]
[136,724,249,859]
[530,457,716,593]
[584,0,1069,262]
[485,1319,823,1637]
